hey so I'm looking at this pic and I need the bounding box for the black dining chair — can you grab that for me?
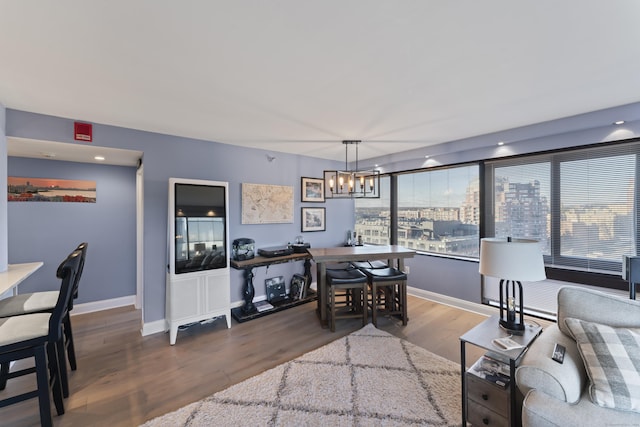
[0,249,81,427]
[0,242,87,375]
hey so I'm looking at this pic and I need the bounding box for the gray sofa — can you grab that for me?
[515,286,640,427]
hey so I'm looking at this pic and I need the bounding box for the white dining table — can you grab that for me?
[0,262,44,297]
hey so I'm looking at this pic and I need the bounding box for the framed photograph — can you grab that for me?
[301,177,325,202]
[301,207,325,232]
[8,177,97,203]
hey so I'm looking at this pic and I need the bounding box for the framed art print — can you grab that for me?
[301,207,325,232]
[301,177,325,203]
[241,183,294,224]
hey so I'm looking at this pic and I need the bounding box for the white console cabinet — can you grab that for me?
[165,178,231,345]
[166,269,231,345]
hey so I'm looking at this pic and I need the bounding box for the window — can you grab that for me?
[489,160,551,254]
[355,166,480,254]
[558,152,635,269]
[355,176,391,245]
[396,164,480,256]
[356,139,639,279]
[486,141,638,274]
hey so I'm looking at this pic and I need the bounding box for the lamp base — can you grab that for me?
[498,279,526,335]
[499,318,525,335]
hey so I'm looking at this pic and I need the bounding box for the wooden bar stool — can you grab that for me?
[362,267,408,327]
[325,268,368,332]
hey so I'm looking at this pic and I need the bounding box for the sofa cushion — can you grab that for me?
[516,324,586,404]
[565,318,640,413]
[522,388,640,427]
[557,286,640,338]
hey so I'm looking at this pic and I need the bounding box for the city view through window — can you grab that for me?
[355,149,636,272]
[492,162,550,254]
[354,176,391,246]
[558,154,635,265]
[492,153,635,271]
[355,166,481,257]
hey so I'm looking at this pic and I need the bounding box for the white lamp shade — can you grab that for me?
[479,238,547,282]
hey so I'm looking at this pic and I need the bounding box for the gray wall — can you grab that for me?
[6,109,351,324]
[404,255,481,303]
[8,158,136,299]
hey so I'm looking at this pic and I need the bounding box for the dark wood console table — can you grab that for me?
[230,252,315,322]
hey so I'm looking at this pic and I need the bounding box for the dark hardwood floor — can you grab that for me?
[1,295,511,427]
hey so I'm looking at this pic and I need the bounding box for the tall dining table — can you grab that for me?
[0,262,44,297]
[307,245,415,327]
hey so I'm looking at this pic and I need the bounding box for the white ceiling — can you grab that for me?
[1,1,640,163]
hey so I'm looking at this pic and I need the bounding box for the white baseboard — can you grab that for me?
[408,286,495,317]
[71,295,136,316]
[142,319,166,336]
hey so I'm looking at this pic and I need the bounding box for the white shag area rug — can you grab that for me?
[141,324,462,426]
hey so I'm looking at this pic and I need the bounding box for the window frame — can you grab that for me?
[483,138,640,292]
[355,137,639,293]
[355,161,482,256]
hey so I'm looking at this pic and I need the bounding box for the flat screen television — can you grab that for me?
[173,182,228,274]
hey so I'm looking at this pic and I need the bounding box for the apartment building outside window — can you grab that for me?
[396,165,480,256]
[490,162,551,254]
[356,138,638,294]
[354,176,391,245]
[355,165,480,257]
[485,141,638,275]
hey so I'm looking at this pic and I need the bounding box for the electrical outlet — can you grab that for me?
[405,266,410,274]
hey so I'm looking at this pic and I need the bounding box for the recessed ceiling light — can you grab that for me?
[94,156,105,161]
[497,141,505,146]
[614,120,625,125]
[424,155,430,159]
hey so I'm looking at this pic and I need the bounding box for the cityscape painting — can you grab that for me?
[8,177,96,203]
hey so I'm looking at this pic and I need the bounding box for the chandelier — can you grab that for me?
[323,140,380,199]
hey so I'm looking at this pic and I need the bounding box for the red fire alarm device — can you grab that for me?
[74,122,93,142]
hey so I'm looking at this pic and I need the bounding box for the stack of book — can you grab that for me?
[468,355,510,388]
[253,300,274,313]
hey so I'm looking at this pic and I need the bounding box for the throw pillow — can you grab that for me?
[564,318,640,413]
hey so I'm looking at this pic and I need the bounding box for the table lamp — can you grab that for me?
[479,237,546,333]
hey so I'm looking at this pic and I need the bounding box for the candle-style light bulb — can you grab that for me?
[507,296,516,321]
[339,176,344,191]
